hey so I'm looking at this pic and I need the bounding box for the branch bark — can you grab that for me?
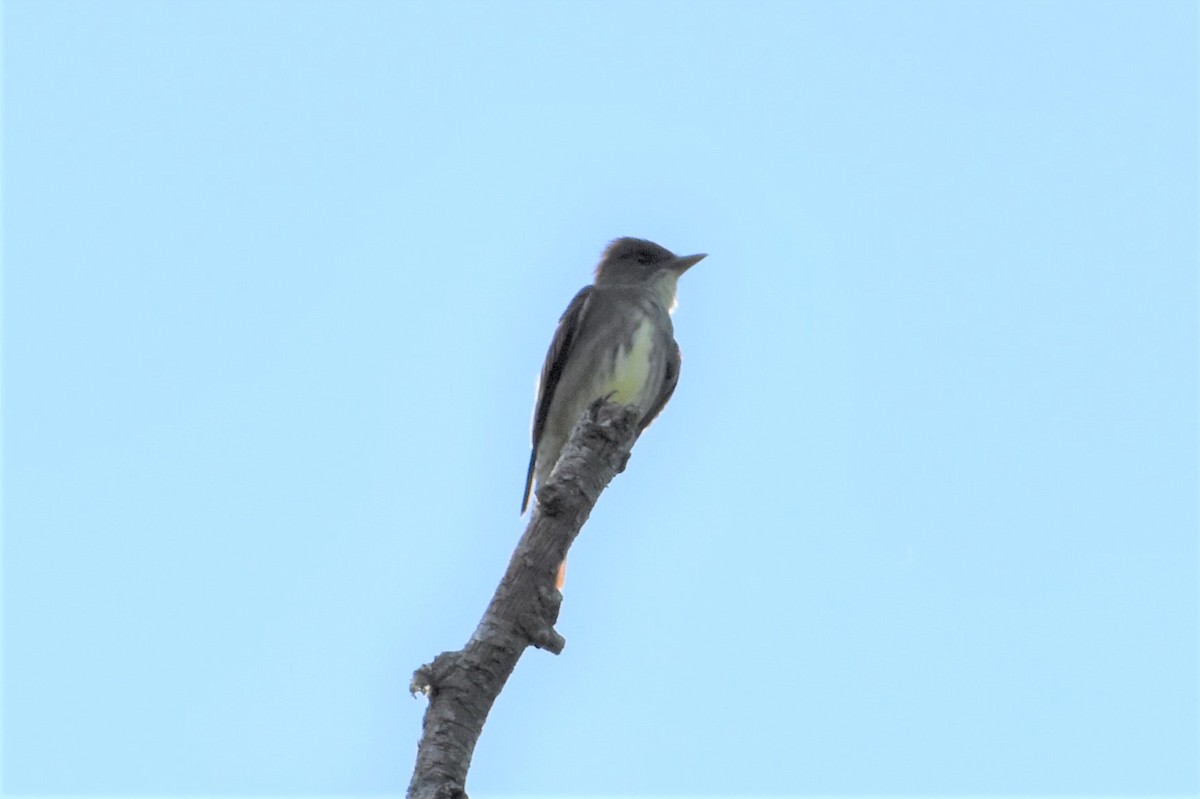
[407,400,641,799]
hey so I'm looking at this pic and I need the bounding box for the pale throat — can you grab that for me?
[651,271,681,313]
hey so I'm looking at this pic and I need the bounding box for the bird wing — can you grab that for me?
[638,338,681,434]
[521,285,594,513]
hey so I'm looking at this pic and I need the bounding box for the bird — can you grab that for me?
[521,237,705,585]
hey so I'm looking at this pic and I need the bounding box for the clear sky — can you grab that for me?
[3,0,1197,796]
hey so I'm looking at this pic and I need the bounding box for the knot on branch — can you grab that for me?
[421,781,467,799]
[409,651,460,699]
[517,583,565,653]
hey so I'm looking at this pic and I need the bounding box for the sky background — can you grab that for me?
[3,0,1197,796]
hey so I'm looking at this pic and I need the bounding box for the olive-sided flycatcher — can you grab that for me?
[521,237,705,516]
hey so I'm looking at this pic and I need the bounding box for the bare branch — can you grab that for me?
[407,400,641,799]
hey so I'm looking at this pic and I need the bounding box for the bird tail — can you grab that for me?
[520,447,537,514]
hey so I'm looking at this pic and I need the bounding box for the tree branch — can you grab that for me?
[407,400,641,799]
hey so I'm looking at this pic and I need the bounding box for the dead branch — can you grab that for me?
[407,400,641,799]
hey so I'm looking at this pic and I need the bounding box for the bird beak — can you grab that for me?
[671,253,707,273]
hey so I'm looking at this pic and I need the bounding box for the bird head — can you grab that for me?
[593,238,706,301]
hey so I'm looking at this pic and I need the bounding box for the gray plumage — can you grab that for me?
[521,237,705,513]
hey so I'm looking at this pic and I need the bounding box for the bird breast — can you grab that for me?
[606,317,659,409]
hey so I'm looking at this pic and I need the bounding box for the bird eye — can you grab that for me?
[635,251,653,265]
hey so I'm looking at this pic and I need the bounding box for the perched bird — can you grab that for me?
[521,238,705,569]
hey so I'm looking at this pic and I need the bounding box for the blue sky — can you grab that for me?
[3,0,1196,796]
